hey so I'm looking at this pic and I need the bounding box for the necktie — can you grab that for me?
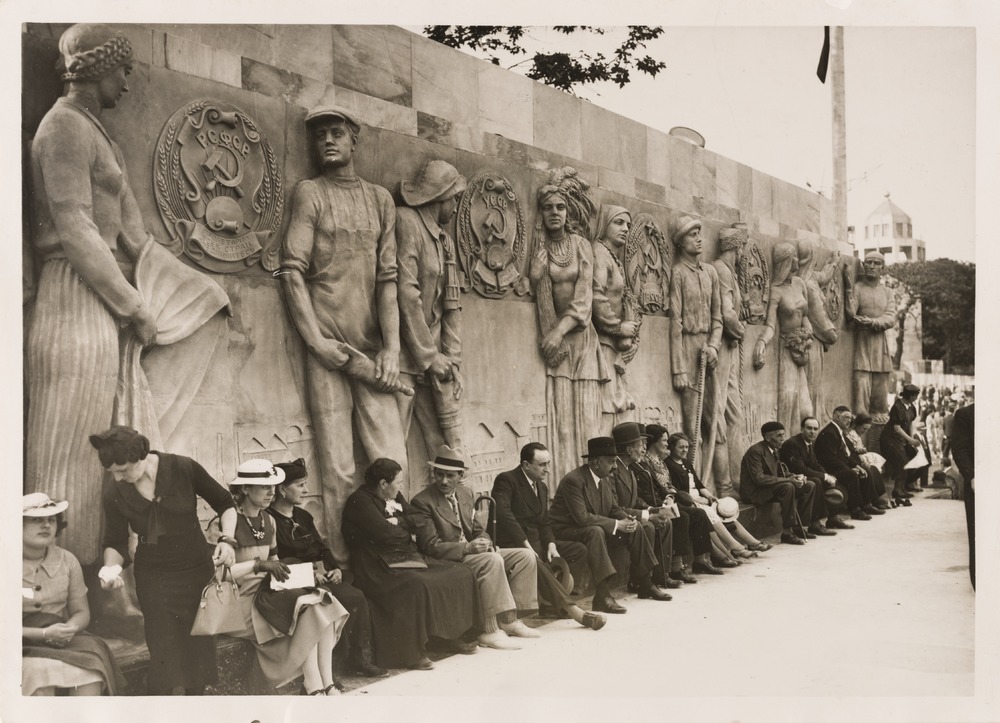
[447,494,467,543]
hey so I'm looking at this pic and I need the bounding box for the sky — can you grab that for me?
[424,25,977,262]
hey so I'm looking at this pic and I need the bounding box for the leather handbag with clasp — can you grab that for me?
[190,565,244,636]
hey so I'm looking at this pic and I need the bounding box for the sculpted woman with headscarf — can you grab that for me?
[591,204,638,419]
[527,168,609,481]
[797,239,840,420]
[26,24,228,562]
[752,242,814,433]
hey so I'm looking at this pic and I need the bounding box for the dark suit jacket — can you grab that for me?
[951,404,975,482]
[411,484,488,562]
[549,464,627,535]
[632,459,667,508]
[814,422,861,477]
[608,460,651,518]
[491,466,554,551]
[740,440,790,500]
[780,433,827,484]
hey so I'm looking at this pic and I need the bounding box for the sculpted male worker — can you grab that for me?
[845,251,896,422]
[281,106,409,557]
[669,216,723,482]
[396,160,467,455]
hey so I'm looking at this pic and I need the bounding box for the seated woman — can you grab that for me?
[268,458,388,679]
[227,459,349,696]
[846,413,891,509]
[664,433,768,570]
[22,493,124,696]
[342,458,478,671]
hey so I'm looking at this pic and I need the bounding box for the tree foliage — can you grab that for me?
[884,259,975,374]
[423,26,666,93]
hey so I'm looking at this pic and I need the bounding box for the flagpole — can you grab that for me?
[831,26,847,244]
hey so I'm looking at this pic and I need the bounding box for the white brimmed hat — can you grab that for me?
[716,497,740,522]
[230,459,285,487]
[427,444,468,472]
[23,492,69,517]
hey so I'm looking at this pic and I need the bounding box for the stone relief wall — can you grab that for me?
[22,23,859,560]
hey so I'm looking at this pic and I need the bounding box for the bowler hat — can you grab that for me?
[582,437,618,458]
[427,444,468,472]
[400,160,468,207]
[23,492,69,518]
[824,487,845,506]
[230,459,285,487]
[544,556,574,596]
[611,422,644,450]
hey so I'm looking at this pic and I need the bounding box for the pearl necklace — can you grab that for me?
[547,235,575,268]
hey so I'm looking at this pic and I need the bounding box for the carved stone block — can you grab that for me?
[153,100,283,273]
[455,171,527,298]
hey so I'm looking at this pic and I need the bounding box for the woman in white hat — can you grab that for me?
[22,493,123,696]
[226,459,349,695]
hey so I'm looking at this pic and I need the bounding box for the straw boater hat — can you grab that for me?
[400,160,468,207]
[229,459,285,487]
[427,444,468,472]
[715,497,740,523]
[304,104,362,135]
[23,493,69,517]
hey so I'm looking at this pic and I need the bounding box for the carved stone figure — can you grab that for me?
[734,224,770,325]
[528,168,609,482]
[708,227,747,498]
[591,204,638,417]
[844,251,897,424]
[623,212,671,314]
[797,239,840,421]
[752,243,814,434]
[396,160,468,458]
[25,25,229,563]
[280,105,410,561]
[154,100,283,273]
[455,171,526,298]
[668,215,723,489]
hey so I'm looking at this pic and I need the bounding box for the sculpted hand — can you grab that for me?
[131,307,157,346]
[672,373,691,391]
[373,348,400,391]
[313,338,350,370]
[704,345,719,369]
[752,340,767,369]
[256,559,290,582]
[541,329,565,358]
[451,366,465,401]
[428,353,453,382]
[619,320,638,337]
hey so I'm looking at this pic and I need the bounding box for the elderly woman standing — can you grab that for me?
[591,204,638,418]
[92,426,237,695]
[22,493,124,696]
[528,168,609,481]
[753,243,815,434]
[26,24,157,563]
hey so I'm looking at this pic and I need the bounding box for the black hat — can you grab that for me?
[902,383,921,397]
[761,421,785,436]
[275,458,307,484]
[611,422,644,450]
[583,437,618,458]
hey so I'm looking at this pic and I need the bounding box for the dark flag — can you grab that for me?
[817,26,831,83]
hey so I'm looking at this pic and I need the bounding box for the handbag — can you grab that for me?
[190,565,244,636]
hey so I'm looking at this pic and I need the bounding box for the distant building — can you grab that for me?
[853,193,926,264]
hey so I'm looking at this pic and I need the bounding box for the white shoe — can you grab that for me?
[500,619,541,639]
[478,630,522,650]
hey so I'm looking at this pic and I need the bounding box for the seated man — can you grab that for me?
[412,445,539,650]
[814,406,884,522]
[739,422,816,545]
[607,422,673,600]
[779,417,841,536]
[549,436,662,614]
[491,442,607,630]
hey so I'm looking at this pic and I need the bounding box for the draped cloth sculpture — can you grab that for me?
[528,168,609,482]
[797,239,840,423]
[25,24,229,562]
[753,243,814,434]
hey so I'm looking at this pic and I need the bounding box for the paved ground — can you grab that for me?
[352,494,974,700]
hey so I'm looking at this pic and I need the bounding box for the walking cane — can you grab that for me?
[474,492,498,552]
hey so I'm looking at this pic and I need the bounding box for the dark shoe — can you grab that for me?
[713,557,739,568]
[895,490,913,499]
[780,532,805,545]
[592,595,627,614]
[408,657,435,671]
[661,576,683,589]
[898,497,913,507]
[692,561,725,574]
[850,509,872,521]
[637,585,672,601]
[864,504,886,516]
[350,660,390,678]
[670,569,697,584]
[794,528,817,540]
[626,579,641,594]
[808,523,836,536]
[580,611,607,630]
[826,516,854,530]
[441,637,479,655]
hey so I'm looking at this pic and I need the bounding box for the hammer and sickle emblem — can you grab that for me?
[202,147,244,198]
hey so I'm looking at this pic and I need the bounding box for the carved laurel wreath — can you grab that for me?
[623,212,671,314]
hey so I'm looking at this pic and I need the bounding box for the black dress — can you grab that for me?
[341,486,476,668]
[266,504,376,666]
[880,399,915,484]
[102,453,234,694]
